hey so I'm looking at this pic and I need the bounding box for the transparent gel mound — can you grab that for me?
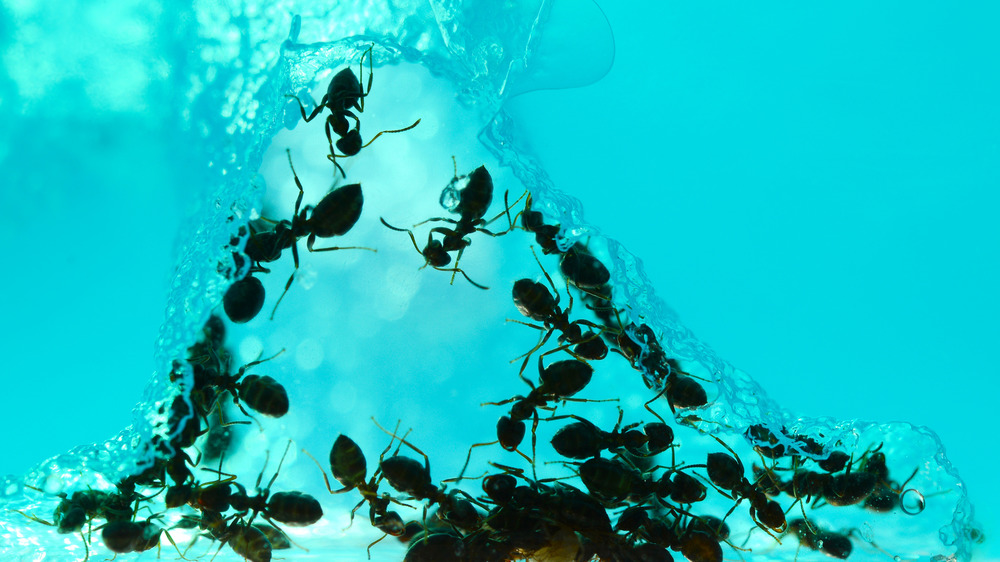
[0,0,983,561]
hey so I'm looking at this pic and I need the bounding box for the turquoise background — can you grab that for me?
[509,2,999,558]
[0,0,995,558]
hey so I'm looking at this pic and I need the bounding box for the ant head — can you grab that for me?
[482,473,517,504]
[421,241,451,267]
[497,415,526,451]
[336,129,363,156]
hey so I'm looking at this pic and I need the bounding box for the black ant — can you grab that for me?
[256,149,377,319]
[693,436,788,540]
[381,162,521,290]
[481,354,610,479]
[101,514,188,559]
[788,518,853,559]
[225,441,324,530]
[304,430,412,557]
[615,322,709,413]
[515,192,562,255]
[191,346,288,419]
[285,45,419,177]
[559,242,610,290]
[195,511,273,562]
[372,420,486,534]
[549,407,673,460]
[508,247,609,373]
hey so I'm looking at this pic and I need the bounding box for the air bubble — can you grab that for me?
[861,521,874,542]
[901,488,926,515]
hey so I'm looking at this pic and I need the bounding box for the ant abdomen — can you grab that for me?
[267,491,323,526]
[238,374,289,417]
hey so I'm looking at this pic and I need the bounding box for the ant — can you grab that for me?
[253,149,377,319]
[372,420,486,534]
[191,346,288,419]
[224,441,324,530]
[692,436,788,541]
[195,511,274,562]
[101,514,188,559]
[614,322,709,413]
[558,242,610,290]
[482,354,596,459]
[508,247,610,373]
[514,192,562,255]
[285,45,419,177]
[305,430,413,557]
[548,407,673,460]
[381,161,521,290]
[788,518,853,559]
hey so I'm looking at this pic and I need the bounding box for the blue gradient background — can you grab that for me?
[0,0,996,558]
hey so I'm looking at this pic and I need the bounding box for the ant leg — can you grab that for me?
[262,440,294,491]
[483,189,526,231]
[413,216,460,228]
[448,247,465,285]
[480,396,520,408]
[371,417,430,473]
[284,94,325,122]
[644,379,676,417]
[358,44,374,112]
[160,528,195,561]
[530,411,540,483]
[433,265,489,290]
[359,119,421,150]
[285,149,306,217]
[237,348,286,374]
[269,242,300,321]
[306,235,377,254]
[366,533,388,559]
[453,440,497,483]
[301,447,352,494]
[515,328,556,385]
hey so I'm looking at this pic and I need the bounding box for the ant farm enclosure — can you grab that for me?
[0,0,993,561]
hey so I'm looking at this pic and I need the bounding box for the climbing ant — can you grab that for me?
[548,407,673,460]
[508,247,609,373]
[256,149,377,319]
[304,429,413,556]
[285,45,419,177]
[381,161,521,289]
[372,420,486,534]
[190,346,288,419]
[224,441,324,529]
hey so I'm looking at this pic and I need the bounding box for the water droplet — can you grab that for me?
[439,184,460,212]
[860,521,874,542]
[901,488,926,515]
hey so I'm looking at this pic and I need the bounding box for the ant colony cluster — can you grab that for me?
[15,42,954,562]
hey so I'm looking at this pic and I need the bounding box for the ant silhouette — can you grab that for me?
[285,45,419,177]
[254,149,377,319]
[304,426,416,557]
[508,247,610,374]
[381,160,522,289]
